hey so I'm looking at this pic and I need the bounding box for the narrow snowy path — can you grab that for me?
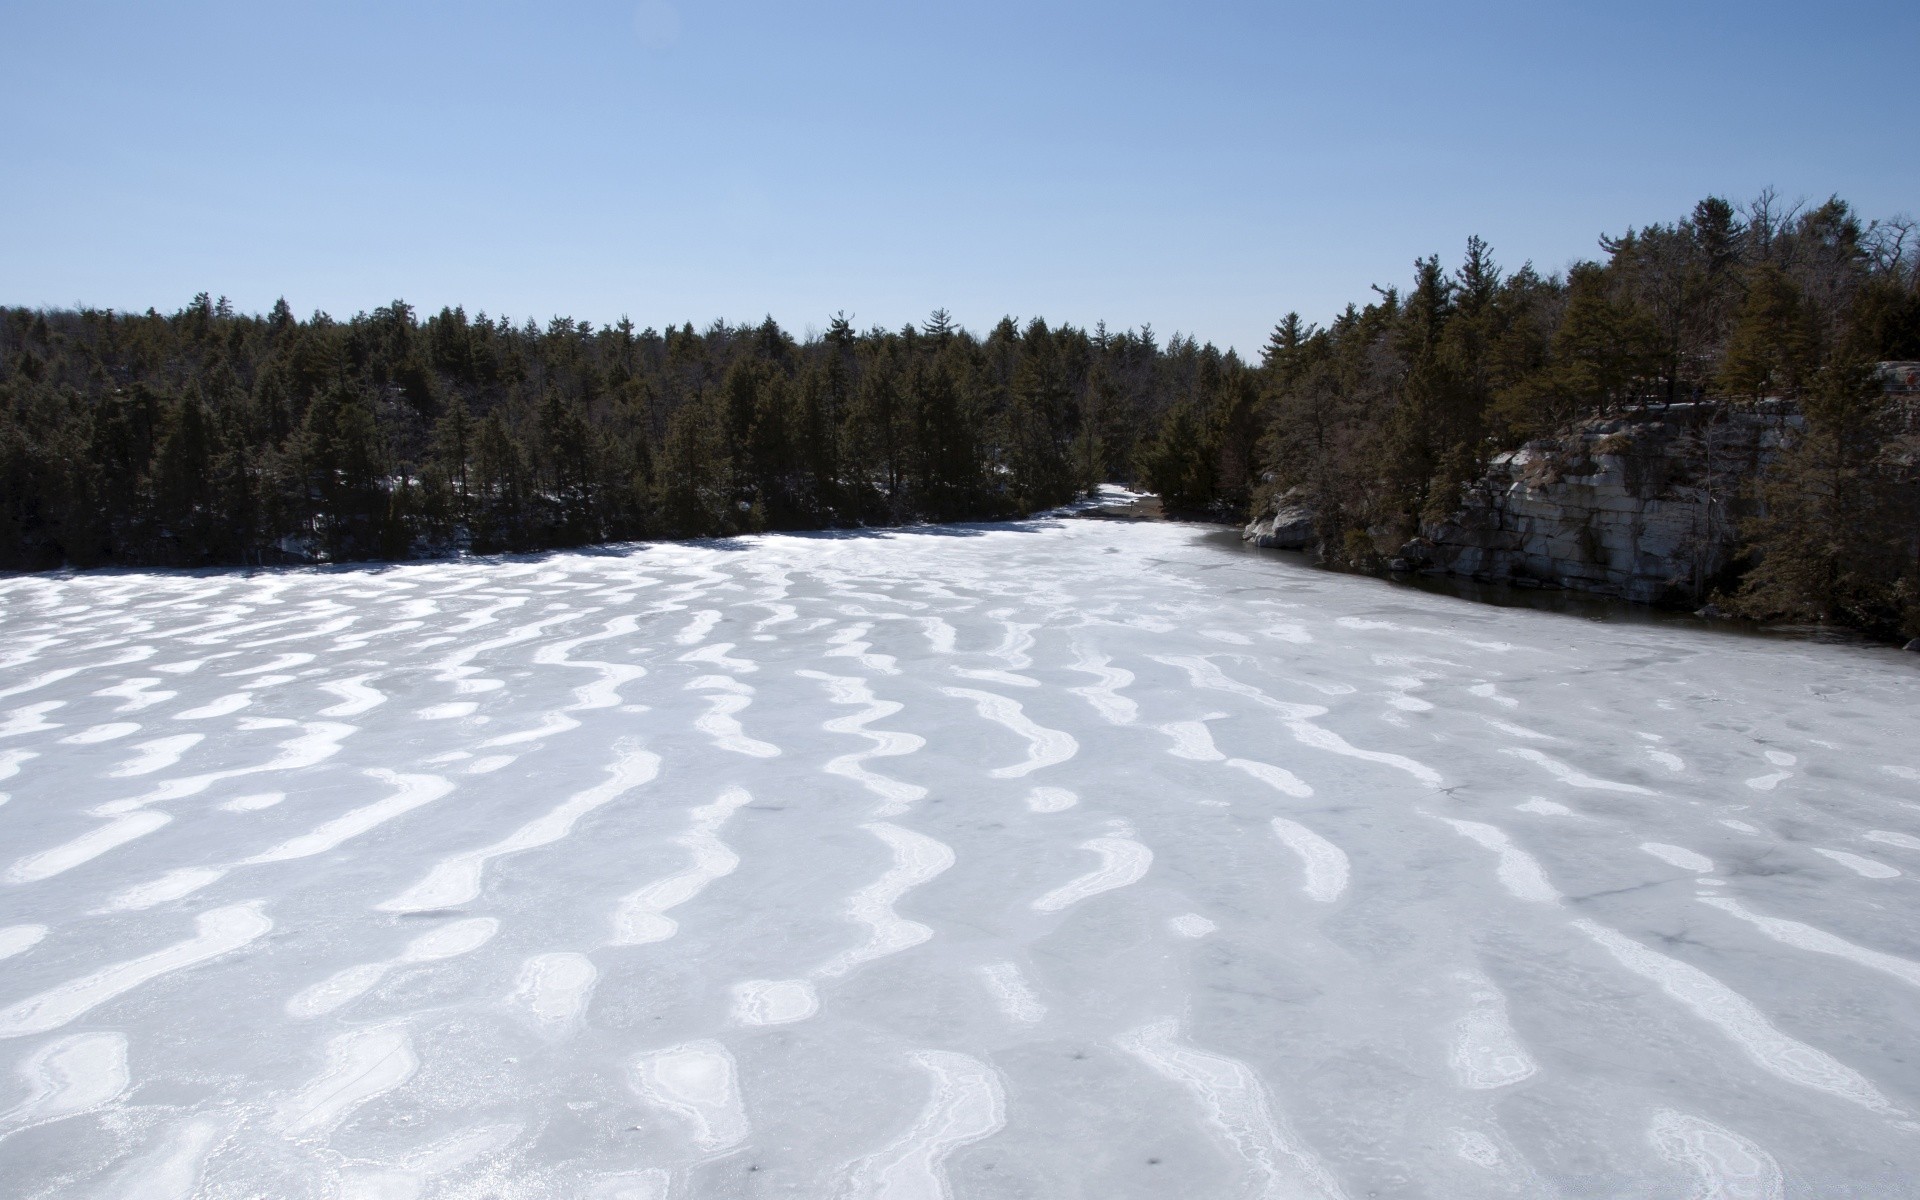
[1,509,1917,1196]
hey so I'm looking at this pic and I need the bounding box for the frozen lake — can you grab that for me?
[2,507,1918,1197]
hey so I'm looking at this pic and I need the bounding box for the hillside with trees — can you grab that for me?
[0,304,1258,568]
[2,192,1915,636]
[1193,193,1917,638]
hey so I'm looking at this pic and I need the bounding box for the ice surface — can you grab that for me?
[2,501,1919,1195]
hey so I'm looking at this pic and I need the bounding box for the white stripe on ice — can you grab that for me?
[1466,681,1519,709]
[1812,847,1899,878]
[1025,786,1078,813]
[1067,643,1138,724]
[535,614,648,710]
[0,1032,129,1132]
[0,925,48,961]
[94,721,355,815]
[800,670,927,814]
[949,666,1039,688]
[379,744,660,913]
[688,676,780,757]
[1649,1108,1784,1200]
[1864,830,1920,851]
[7,811,172,884]
[838,1050,1006,1200]
[1157,656,1441,787]
[1032,832,1152,913]
[1647,748,1687,772]
[285,963,387,1019]
[1171,913,1218,938]
[97,1118,223,1200]
[59,724,138,744]
[939,687,1077,779]
[220,792,284,813]
[1435,819,1562,905]
[1573,918,1901,1116]
[1270,817,1348,903]
[979,961,1046,1024]
[1700,896,1920,989]
[335,1122,523,1200]
[246,771,454,864]
[1448,974,1537,1089]
[818,822,955,977]
[1643,843,1714,873]
[825,623,899,674]
[730,979,819,1026]
[424,610,569,698]
[749,601,797,633]
[277,1024,418,1138]
[1500,748,1653,794]
[1117,1017,1346,1200]
[580,1169,670,1200]
[109,734,204,777]
[0,665,82,700]
[479,711,582,747]
[509,952,599,1026]
[0,903,272,1037]
[1230,758,1314,798]
[610,786,752,944]
[917,616,957,654]
[1162,716,1226,761]
[95,679,175,712]
[0,701,62,738]
[98,866,228,913]
[631,1040,748,1154]
[680,642,757,673]
[318,673,388,717]
[674,609,721,645]
[173,692,251,720]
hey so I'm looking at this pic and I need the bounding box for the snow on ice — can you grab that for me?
[1,500,1918,1196]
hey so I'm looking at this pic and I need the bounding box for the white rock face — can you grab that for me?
[1397,405,1799,603]
[1243,486,1319,550]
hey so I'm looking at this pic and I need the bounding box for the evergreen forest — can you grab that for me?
[3,192,1917,635]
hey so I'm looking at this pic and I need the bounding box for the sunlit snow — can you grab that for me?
[2,497,1918,1197]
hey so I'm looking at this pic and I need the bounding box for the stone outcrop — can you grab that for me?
[1394,404,1798,604]
[1242,487,1318,550]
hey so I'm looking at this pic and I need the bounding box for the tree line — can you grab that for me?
[3,191,1916,636]
[1138,192,1920,638]
[0,302,1258,568]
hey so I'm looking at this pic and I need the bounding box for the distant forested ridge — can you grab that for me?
[3,192,1916,634]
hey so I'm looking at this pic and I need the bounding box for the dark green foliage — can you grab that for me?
[0,302,1220,568]
[1254,194,1920,634]
[1730,361,1920,637]
[1136,401,1215,511]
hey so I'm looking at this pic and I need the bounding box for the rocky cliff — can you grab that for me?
[1402,405,1800,603]
[1245,404,1802,605]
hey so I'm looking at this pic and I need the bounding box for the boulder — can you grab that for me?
[1243,487,1318,551]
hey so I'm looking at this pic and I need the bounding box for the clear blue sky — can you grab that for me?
[4,1,1915,355]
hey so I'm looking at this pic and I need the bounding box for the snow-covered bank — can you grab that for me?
[1,516,1917,1196]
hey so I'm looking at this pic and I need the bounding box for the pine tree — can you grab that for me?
[1718,265,1820,401]
[1137,402,1214,512]
[1734,361,1914,633]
